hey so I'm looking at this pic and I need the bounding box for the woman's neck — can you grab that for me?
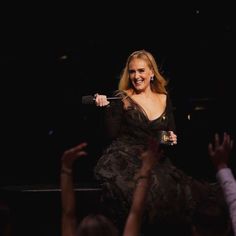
[127,87,154,97]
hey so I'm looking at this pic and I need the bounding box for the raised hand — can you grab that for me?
[61,142,88,171]
[208,132,234,171]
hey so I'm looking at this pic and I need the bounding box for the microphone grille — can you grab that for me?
[81,95,94,105]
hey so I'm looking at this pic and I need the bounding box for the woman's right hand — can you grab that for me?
[94,93,110,107]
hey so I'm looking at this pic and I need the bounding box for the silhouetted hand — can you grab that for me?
[208,132,234,171]
[61,142,88,171]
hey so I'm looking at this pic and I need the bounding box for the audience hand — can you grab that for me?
[208,132,234,171]
[61,142,88,171]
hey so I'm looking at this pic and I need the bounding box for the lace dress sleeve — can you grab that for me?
[166,94,177,133]
[101,91,125,140]
[103,100,123,139]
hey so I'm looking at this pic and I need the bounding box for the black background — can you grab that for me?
[1,2,236,186]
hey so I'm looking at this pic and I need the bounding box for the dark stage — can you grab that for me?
[1,2,235,235]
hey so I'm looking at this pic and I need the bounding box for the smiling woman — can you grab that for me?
[90,50,226,235]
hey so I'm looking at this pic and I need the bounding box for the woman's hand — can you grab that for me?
[168,131,177,145]
[94,93,110,107]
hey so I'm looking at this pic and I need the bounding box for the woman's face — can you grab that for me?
[128,58,153,92]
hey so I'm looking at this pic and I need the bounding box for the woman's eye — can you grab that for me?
[138,69,145,73]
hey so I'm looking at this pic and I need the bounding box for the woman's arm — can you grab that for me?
[165,94,177,145]
[166,94,176,132]
[95,92,124,140]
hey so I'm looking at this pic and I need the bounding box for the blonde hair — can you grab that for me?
[118,50,168,94]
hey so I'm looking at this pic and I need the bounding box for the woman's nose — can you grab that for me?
[134,72,140,79]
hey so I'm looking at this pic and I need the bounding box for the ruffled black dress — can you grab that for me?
[94,90,223,235]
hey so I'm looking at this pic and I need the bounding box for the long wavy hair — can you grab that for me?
[118,49,168,94]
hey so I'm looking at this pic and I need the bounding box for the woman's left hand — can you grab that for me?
[168,131,177,145]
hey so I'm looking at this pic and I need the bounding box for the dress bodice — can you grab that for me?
[103,90,176,145]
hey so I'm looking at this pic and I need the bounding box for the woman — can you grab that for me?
[93,50,221,235]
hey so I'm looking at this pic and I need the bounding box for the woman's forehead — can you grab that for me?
[129,58,147,67]
[129,58,149,69]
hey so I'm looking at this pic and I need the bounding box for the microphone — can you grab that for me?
[82,95,121,105]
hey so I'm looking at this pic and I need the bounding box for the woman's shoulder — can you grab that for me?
[159,92,167,99]
[157,93,167,106]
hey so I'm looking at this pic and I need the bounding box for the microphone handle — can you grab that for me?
[106,97,121,100]
[81,95,121,105]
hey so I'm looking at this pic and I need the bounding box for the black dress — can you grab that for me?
[94,90,223,235]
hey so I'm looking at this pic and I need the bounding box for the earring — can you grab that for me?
[150,76,154,82]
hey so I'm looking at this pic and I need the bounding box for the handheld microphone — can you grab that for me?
[82,95,121,105]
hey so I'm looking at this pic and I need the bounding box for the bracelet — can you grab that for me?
[61,167,72,175]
